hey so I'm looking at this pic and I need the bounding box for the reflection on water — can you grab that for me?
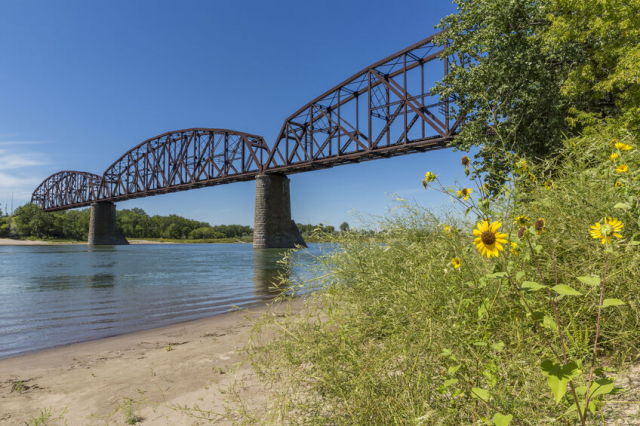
[252,249,289,297]
[0,243,322,358]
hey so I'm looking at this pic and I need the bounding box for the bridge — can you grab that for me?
[31,31,459,248]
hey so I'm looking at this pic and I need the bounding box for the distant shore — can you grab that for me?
[0,297,305,425]
[0,238,176,246]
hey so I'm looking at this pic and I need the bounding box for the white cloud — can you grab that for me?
[0,143,52,205]
[0,150,49,170]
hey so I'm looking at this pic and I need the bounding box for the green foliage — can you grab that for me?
[25,406,67,426]
[11,205,252,241]
[544,0,640,133]
[433,0,640,184]
[243,131,640,424]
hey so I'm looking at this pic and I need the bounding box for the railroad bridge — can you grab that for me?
[31,31,459,248]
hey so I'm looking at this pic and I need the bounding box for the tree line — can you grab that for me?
[5,204,253,240]
[2,204,349,241]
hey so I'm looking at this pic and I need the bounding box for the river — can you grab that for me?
[0,243,323,358]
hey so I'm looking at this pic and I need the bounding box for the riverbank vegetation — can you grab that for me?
[232,0,640,424]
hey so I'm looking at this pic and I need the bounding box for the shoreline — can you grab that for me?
[0,298,305,425]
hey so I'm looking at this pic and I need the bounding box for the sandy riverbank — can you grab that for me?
[0,298,303,425]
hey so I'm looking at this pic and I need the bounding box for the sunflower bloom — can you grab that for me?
[424,172,436,184]
[616,164,629,173]
[614,181,623,187]
[451,257,461,269]
[534,218,546,235]
[514,215,530,226]
[510,242,519,256]
[610,153,620,161]
[615,142,633,151]
[444,224,450,232]
[473,221,508,258]
[515,159,527,173]
[590,217,624,245]
[457,188,472,201]
[461,156,470,166]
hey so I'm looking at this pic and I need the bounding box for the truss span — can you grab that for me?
[31,171,103,210]
[265,30,459,173]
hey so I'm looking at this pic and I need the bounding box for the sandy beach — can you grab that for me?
[0,299,302,425]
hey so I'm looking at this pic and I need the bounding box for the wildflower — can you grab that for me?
[616,164,629,173]
[510,242,519,256]
[610,153,620,161]
[457,188,472,201]
[515,159,527,173]
[534,218,546,235]
[518,227,526,239]
[615,142,633,151]
[473,221,508,258]
[544,181,552,190]
[424,171,436,183]
[461,156,470,166]
[451,257,461,269]
[529,173,536,183]
[590,217,623,245]
[614,181,623,187]
[444,224,450,232]
[514,215,530,226]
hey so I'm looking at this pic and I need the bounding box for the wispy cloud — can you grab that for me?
[0,149,49,170]
[0,142,52,205]
[0,141,51,146]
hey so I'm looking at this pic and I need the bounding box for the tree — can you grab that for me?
[544,0,640,133]
[339,222,350,232]
[432,0,615,183]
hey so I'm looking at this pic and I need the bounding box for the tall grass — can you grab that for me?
[241,131,640,425]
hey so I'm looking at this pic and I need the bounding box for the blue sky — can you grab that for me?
[0,0,474,227]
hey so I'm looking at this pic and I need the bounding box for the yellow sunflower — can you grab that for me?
[514,215,530,226]
[461,156,470,166]
[457,188,472,201]
[615,142,633,151]
[451,257,461,269]
[616,164,629,173]
[473,221,508,258]
[515,159,527,173]
[424,171,436,183]
[534,218,546,235]
[610,152,620,161]
[510,242,519,256]
[444,224,450,232]
[615,181,623,187]
[590,217,624,245]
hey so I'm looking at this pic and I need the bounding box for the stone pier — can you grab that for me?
[253,174,306,249]
[88,202,129,245]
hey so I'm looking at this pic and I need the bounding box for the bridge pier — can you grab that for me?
[88,202,129,245]
[253,174,306,249]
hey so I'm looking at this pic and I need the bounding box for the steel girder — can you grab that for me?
[100,128,269,202]
[264,30,458,173]
[31,171,103,211]
[32,32,457,211]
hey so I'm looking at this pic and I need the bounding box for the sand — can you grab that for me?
[0,299,302,425]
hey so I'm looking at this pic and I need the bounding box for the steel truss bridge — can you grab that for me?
[32,31,459,211]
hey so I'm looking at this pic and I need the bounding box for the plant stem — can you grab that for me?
[582,255,609,424]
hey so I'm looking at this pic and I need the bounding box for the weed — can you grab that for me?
[25,407,67,426]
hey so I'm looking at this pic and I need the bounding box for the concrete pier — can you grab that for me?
[253,174,306,249]
[88,202,129,245]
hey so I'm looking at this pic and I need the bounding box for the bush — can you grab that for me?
[242,130,640,425]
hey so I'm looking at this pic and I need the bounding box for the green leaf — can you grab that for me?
[448,364,461,375]
[471,387,490,401]
[602,298,626,308]
[444,378,458,387]
[491,341,505,352]
[614,202,632,210]
[577,276,600,286]
[540,360,582,404]
[493,413,513,426]
[515,271,525,281]
[551,285,582,296]
[521,281,546,292]
[486,272,508,279]
[590,378,615,399]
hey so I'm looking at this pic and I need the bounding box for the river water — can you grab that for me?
[0,243,323,359]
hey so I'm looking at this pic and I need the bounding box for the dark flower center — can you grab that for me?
[534,219,545,232]
[481,231,496,246]
[461,156,470,166]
